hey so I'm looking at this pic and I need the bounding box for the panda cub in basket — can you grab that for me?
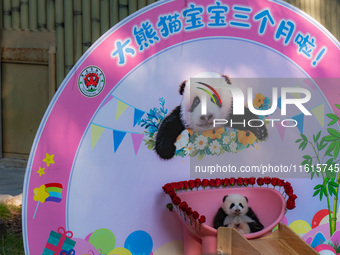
[213,194,264,234]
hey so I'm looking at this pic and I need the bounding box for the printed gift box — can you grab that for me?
[42,227,76,255]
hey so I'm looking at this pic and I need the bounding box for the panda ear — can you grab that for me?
[223,195,228,202]
[244,196,248,203]
[222,75,232,85]
[179,81,187,95]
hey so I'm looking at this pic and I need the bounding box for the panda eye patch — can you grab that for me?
[190,97,200,112]
[239,203,244,208]
[229,203,235,209]
[211,94,222,108]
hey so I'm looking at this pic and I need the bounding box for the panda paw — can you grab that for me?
[252,125,268,141]
[155,136,176,160]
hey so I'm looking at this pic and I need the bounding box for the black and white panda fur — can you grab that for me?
[213,194,264,234]
[155,72,268,159]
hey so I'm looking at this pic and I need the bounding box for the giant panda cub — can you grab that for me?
[155,72,268,159]
[213,194,264,234]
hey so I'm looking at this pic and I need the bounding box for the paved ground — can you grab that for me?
[0,158,27,196]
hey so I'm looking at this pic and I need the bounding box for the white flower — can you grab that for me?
[195,135,208,150]
[229,141,237,153]
[184,142,195,155]
[209,140,221,155]
[223,136,230,144]
[229,131,236,139]
[175,129,189,150]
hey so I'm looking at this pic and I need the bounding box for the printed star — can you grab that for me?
[37,167,45,176]
[43,153,55,167]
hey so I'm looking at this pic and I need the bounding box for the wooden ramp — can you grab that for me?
[216,223,318,255]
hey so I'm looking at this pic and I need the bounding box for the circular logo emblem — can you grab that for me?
[78,66,105,97]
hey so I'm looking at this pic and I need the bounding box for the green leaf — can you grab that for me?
[303,155,312,160]
[197,152,205,160]
[299,141,305,150]
[314,184,323,190]
[324,135,338,142]
[311,169,315,179]
[316,131,321,142]
[329,181,339,187]
[301,160,309,166]
[313,189,320,197]
[295,139,302,143]
[326,141,336,156]
[336,104,340,110]
[313,134,316,143]
[301,134,307,141]
[327,113,339,120]
[190,150,199,157]
[329,119,339,126]
[334,140,340,159]
[320,186,324,201]
[302,142,308,151]
[328,185,337,196]
[328,128,340,138]
[320,142,328,151]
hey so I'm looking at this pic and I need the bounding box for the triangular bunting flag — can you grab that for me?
[102,95,114,108]
[131,133,144,155]
[113,130,126,152]
[290,92,301,99]
[116,100,129,120]
[91,124,105,148]
[292,113,305,134]
[133,109,145,127]
[277,97,281,109]
[312,104,325,127]
[275,121,286,141]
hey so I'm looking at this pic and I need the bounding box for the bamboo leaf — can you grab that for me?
[334,140,340,159]
[295,139,302,143]
[314,184,323,190]
[329,119,338,126]
[319,187,324,200]
[301,160,309,166]
[315,131,321,141]
[327,113,339,120]
[299,141,305,150]
[329,181,339,187]
[324,135,338,142]
[336,104,340,110]
[302,142,308,151]
[328,128,340,138]
[313,189,320,197]
[303,155,312,160]
[328,185,337,196]
[301,134,307,141]
[320,143,328,151]
[326,141,336,155]
[313,134,316,143]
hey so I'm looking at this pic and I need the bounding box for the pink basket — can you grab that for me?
[174,187,286,255]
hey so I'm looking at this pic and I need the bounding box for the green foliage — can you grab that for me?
[0,203,11,220]
[296,106,340,236]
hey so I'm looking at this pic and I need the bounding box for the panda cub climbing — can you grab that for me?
[213,194,264,234]
[155,72,268,160]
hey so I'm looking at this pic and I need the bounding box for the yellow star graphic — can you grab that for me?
[43,153,55,167]
[37,167,45,176]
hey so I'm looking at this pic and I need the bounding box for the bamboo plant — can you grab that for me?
[296,104,340,236]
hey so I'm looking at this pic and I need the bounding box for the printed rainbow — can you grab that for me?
[45,183,63,203]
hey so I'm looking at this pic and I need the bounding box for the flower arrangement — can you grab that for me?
[162,177,297,229]
[139,93,271,160]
